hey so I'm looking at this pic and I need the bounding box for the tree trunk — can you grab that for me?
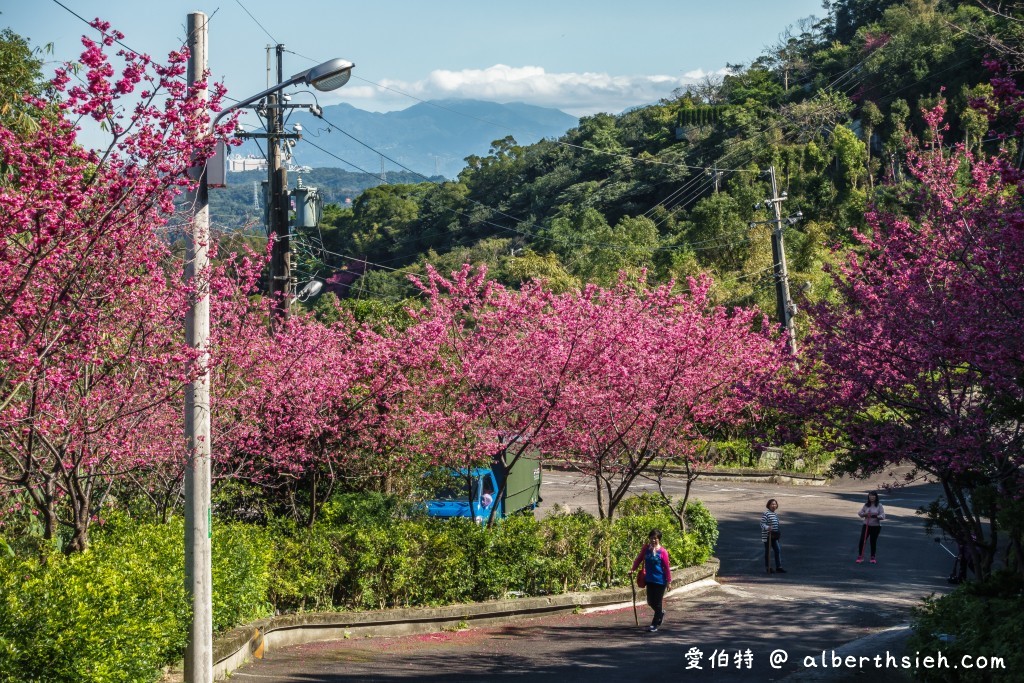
[65,496,91,554]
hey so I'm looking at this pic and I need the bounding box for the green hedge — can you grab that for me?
[0,496,717,682]
[907,571,1024,682]
[0,516,274,683]
[0,520,189,683]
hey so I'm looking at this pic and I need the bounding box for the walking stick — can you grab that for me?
[859,521,869,559]
[629,571,639,626]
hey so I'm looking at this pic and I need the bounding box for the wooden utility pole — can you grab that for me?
[268,44,291,323]
[768,165,798,355]
[184,11,213,683]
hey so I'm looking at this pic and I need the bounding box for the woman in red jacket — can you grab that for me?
[631,529,672,632]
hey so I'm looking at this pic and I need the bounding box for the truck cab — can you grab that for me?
[425,468,500,523]
[424,450,542,523]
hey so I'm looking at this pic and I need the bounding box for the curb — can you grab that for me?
[698,471,830,486]
[543,463,829,486]
[211,558,720,680]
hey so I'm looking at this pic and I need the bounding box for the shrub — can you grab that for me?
[320,492,406,527]
[684,500,719,554]
[347,521,420,609]
[0,519,188,683]
[0,493,721,681]
[713,439,755,467]
[0,513,276,683]
[609,510,684,578]
[211,522,274,630]
[616,492,668,517]
[607,494,717,574]
[267,520,349,613]
[908,571,1024,682]
[538,509,610,592]
[477,514,544,597]
[409,518,481,605]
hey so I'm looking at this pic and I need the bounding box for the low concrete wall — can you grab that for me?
[698,471,830,486]
[543,463,829,486]
[212,557,720,680]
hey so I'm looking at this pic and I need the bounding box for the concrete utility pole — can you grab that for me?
[183,12,213,683]
[268,44,291,323]
[767,165,798,355]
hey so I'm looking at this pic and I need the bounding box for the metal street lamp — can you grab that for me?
[183,14,353,682]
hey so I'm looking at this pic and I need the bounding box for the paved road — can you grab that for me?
[233,470,954,682]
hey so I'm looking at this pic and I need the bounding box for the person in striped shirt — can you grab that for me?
[761,499,786,574]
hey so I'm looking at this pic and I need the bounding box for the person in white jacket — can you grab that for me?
[856,491,886,564]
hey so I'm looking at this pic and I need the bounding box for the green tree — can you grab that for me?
[831,124,868,196]
[504,250,579,292]
[543,209,660,286]
[957,83,994,154]
[0,29,45,134]
[685,193,748,271]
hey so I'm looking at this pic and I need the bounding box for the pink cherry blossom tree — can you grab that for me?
[403,266,782,524]
[208,283,438,526]
[539,276,781,522]
[402,265,628,525]
[0,21,233,551]
[799,87,1024,578]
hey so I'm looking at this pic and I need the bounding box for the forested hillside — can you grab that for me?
[301,0,1022,326]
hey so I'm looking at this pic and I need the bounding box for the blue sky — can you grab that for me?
[4,0,825,118]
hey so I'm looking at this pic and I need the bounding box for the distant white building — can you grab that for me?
[228,154,268,172]
[227,154,312,174]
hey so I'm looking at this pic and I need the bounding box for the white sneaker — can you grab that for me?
[648,625,658,632]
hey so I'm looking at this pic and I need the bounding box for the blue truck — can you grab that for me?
[425,450,542,523]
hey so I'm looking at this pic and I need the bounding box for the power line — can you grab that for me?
[238,37,890,279]
[232,0,279,45]
[48,0,219,70]
[270,27,983,284]
[293,232,774,303]
[286,35,886,231]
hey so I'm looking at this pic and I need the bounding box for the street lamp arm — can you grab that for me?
[212,75,305,127]
[211,58,354,127]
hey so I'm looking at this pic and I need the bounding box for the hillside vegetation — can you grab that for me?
[301,0,1019,326]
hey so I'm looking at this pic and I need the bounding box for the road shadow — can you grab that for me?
[707,477,953,635]
[248,619,797,682]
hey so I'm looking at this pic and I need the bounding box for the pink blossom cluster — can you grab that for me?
[394,265,783,521]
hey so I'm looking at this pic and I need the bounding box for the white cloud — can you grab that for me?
[337,64,723,116]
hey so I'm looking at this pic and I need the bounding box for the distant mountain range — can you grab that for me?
[231,99,579,180]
